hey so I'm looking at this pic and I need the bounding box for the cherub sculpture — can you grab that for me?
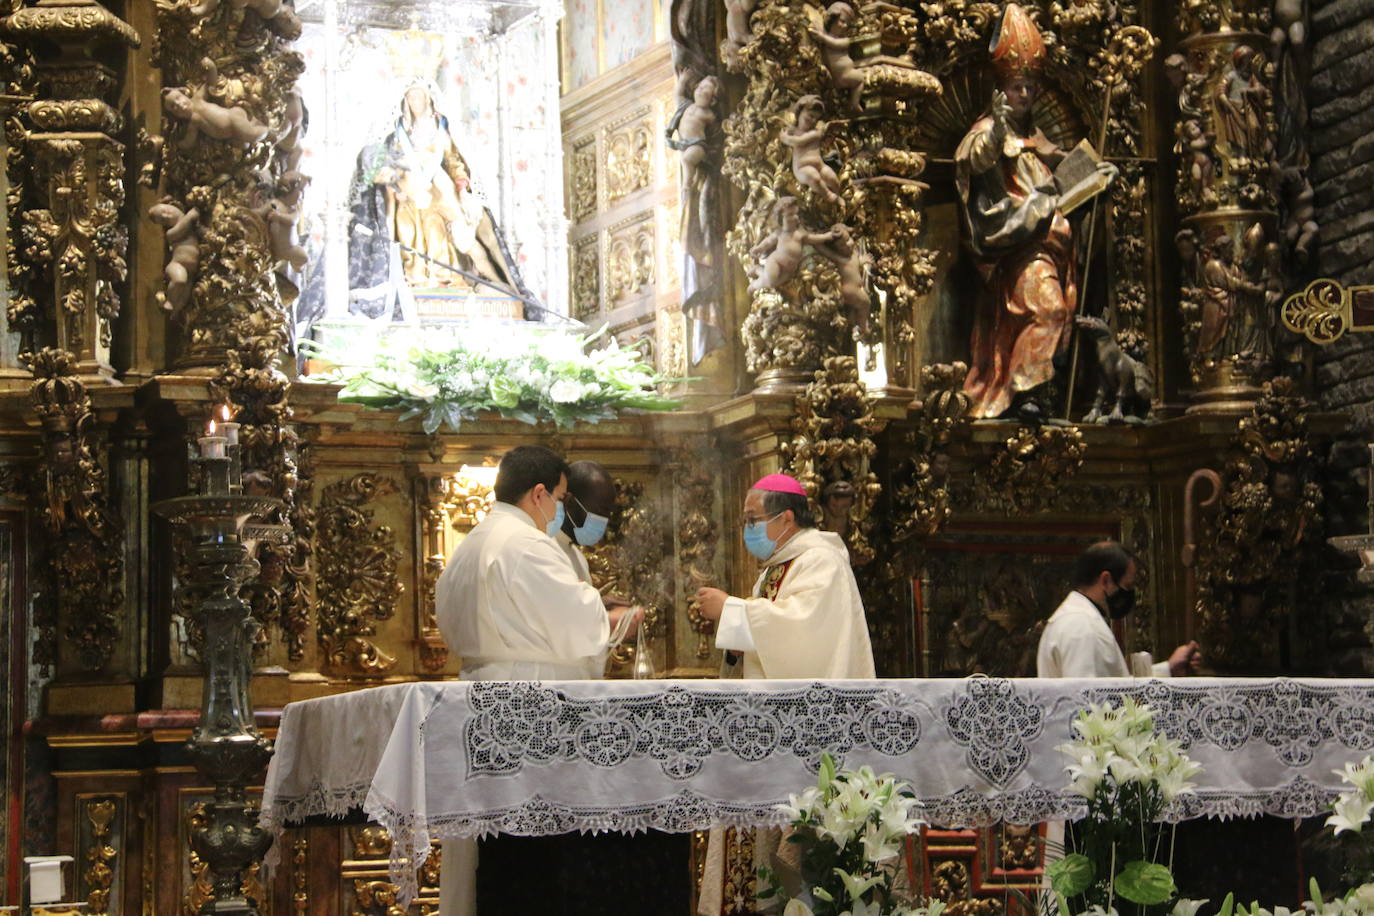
[721,0,757,66]
[747,196,838,292]
[163,83,269,148]
[665,75,718,188]
[276,90,306,172]
[781,95,842,205]
[261,171,309,270]
[814,223,873,331]
[1177,118,1215,203]
[147,198,201,313]
[190,0,301,38]
[810,2,866,111]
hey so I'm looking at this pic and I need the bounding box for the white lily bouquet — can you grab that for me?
[1048,698,1202,916]
[762,753,942,916]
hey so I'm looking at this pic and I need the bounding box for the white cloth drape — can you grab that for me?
[261,676,1373,907]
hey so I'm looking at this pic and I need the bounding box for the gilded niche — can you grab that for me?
[606,214,655,304]
[572,236,601,321]
[315,474,403,676]
[605,113,653,203]
[570,137,598,223]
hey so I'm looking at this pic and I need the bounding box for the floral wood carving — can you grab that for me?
[782,356,882,565]
[969,425,1087,515]
[82,797,118,915]
[26,347,123,670]
[674,440,721,659]
[893,362,972,544]
[1194,376,1322,672]
[3,0,139,380]
[315,474,403,676]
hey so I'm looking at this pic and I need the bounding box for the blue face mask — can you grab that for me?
[573,510,609,546]
[742,512,783,560]
[543,496,565,538]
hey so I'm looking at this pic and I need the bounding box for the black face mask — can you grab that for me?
[1106,577,1137,619]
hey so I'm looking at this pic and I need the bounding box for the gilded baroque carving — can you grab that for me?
[674,440,721,659]
[571,138,597,223]
[606,215,654,304]
[572,236,600,321]
[861,363,972,676]
[1195,376,1322,672]
[82,797,118,914]
[969,425,1087,515]
[892,363,972,544]
[290,835,308,915]
[26,347,123,670]
[781,356,882,565]
[3,0,138,380]
[183,803,266,915]
[605,114,652,203]
[212,341,302,652]
[723,1,929,389]
[415,471,494,672]
[149,0,306,465]
[1167,0,1298,400]
[316,474,403,676]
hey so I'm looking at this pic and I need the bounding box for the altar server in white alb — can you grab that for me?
[1037,540,1201,678]
[695,472,875,679]
[435,444,639,680]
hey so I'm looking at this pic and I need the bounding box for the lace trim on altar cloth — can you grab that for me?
[345,779,1341,909]
[260,779,374,870]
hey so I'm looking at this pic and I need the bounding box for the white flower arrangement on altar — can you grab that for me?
[762,753,943,916]
[1048,698,1202,916]
[303,326,682,432]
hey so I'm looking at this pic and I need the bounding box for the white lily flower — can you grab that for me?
[832,867,883,903]
[782,900,815,916]
[1169,900,1209,916]
[1325,792,1374,835]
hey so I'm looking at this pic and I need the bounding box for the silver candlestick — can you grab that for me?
[153,450,285,915]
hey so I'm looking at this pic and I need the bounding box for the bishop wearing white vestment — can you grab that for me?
[694,473,875,916]
[696,473,875,679]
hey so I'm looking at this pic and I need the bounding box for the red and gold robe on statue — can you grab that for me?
[956,115,1078,420]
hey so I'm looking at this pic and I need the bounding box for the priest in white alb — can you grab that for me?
[433,444,638,915]
[435,444,638,680]
[694,472,875,679]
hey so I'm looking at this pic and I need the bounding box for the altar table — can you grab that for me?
[260,676,1374,904]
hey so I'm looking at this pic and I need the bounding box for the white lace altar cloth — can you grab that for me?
[259,676,1374,905]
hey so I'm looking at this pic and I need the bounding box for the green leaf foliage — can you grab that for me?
[1114,860,1177,905]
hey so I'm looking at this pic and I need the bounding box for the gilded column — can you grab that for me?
[1169,1,1287,412]
[3,0,138,383]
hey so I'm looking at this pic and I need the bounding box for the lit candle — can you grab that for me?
[199,419,227,459]
[219,404,240,446]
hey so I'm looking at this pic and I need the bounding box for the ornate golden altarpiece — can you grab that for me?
[0,0,1342,912]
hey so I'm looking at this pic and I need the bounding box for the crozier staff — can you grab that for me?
[694,473,874,679]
